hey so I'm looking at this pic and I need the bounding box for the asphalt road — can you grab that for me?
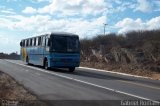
[0,59,160,106]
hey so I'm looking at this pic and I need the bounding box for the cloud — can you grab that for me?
[22,7,37,14]
[36,0,107,16]
[0,35,9,45]
[30,0,52,3]
[0,13,107,38]
[6,0,17,2]
[0,33,20,53]
[146,16,160,29]
[115,16,160,33]
[115,18,144,33]
[114,0,122,4]
[105,1,136,14]
[63,15,107,37]
[30,0,158,15]
[12,15,51,31]
[134,0,152,12]
[0,6,16,14]
[0,16,13,29]
[153,0,160,12]
[1,10,16,14]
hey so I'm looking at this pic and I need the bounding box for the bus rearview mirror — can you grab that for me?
[20,41,22,47]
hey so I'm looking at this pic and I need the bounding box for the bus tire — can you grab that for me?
[44,59,49,70]
[26,56,29,65]
[69,67,75,72]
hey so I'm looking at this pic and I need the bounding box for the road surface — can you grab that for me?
[0,59,160,106]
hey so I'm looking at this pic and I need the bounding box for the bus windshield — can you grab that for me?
[50,36,79,53]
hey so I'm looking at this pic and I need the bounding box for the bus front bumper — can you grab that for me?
[49,60,80,68]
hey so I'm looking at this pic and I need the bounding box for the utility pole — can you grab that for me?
[103,23,107,35]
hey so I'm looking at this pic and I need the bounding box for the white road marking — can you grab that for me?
[5,60,160,104]
[79,67,152,79]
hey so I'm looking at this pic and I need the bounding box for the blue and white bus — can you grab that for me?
[20,32,80,72]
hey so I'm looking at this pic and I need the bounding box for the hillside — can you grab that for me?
[80,29,160,79]
[0,53,20,60]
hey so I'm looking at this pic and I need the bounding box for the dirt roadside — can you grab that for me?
[0,71,47,106]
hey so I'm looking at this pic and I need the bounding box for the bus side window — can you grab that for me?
[36,37,39,46]
[45,38,48,47]
[42,36,45,46]
[38,37,41,46]
[26,39,29,47]
[24,40,26,47]
[22,40,25,47]
[32,38,34,46]
[28,39,30,46]
[34,38,36,46]
[30,39,32,46]
[48,38,50,46]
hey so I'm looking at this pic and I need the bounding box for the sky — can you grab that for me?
[0,0,160,53]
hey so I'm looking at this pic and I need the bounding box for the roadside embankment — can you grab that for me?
[80,29,160,80]
[0,71,47,106]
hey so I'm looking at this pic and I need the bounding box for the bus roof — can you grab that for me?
[21,32,79,41]
[51,32,78,37]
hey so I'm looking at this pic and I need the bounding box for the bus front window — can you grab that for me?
[51,36,79,53]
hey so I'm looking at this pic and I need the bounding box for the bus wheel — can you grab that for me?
[69,67,75,72]
[26,56,29,65]
[44,60,49,70]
